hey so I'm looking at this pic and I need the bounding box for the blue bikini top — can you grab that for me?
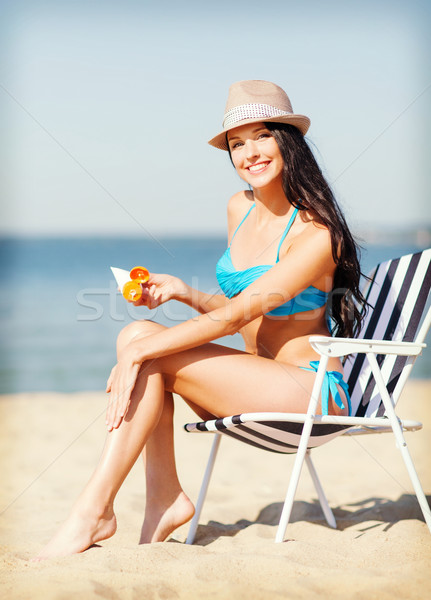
[216,203,329,317]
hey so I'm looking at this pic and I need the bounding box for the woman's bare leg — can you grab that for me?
[34,319,342,560]
[114,321,196,543]
[139,391,195,543]
[34,360,167,560]
[34,321,195,559]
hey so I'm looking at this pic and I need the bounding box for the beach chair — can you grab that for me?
[184,249,431,543]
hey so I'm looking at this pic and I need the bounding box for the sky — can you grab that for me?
[0,0,430,238]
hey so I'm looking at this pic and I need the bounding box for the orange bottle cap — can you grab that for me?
[130,266,149,283]
[122,280,143,302]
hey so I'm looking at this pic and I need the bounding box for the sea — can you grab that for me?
[0,237,429,394]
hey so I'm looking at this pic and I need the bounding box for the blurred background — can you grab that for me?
[0,0,430,393]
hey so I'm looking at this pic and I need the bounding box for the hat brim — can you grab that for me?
[208,114,311,151]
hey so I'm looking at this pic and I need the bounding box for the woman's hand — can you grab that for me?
[132,273,188,309]
[105,346,142,431]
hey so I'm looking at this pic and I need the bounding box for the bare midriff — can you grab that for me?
[239,307,344,372]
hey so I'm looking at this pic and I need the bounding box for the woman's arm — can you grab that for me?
[175,281,230,313]
[130,226,335,363]
[135,273,229,313]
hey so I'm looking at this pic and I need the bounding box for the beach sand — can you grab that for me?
[1,380,430,599]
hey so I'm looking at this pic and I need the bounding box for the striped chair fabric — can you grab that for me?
[346,249,431,418]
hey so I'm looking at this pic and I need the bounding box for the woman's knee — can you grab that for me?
[117,320,165,355]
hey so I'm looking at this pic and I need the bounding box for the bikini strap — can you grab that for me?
[228,203,255,248]
[299,361,352,416]
[275,206,299,262]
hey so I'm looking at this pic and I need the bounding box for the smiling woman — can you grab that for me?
[34,80,367,560]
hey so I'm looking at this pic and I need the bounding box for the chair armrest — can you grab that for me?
[308,335,426,358]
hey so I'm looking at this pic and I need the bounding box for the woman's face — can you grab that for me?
[227,123,283,189]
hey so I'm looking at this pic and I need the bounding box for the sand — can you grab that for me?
[0,380,430,599]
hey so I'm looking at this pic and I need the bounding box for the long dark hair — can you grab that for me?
[263,123,367,337]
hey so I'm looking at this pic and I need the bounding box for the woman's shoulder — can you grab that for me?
[227,190,254,219]
[291,208,330,242]
[282,210,334,264]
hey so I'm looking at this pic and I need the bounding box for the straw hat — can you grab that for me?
[208,80,310,151]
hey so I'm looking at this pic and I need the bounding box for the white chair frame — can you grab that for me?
[185,305,431,544]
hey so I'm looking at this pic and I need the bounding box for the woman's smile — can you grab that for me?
[247,161,271,174]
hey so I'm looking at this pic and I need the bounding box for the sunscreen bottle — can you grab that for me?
[122,266,150,302]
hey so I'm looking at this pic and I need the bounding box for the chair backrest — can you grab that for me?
[344,248,431,418]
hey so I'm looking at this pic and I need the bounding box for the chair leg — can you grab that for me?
[367,353,431,533]
[185,433,222,545]
[305,451,337,529]
[396,438,431,532]
[275,356,329,543]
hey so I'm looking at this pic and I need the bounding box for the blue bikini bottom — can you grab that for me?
[299,360,351,416]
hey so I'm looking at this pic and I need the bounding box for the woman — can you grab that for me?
[35,80,366,559]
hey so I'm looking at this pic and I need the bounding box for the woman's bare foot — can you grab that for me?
[139,491,195,544]
[32,507,117,561]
